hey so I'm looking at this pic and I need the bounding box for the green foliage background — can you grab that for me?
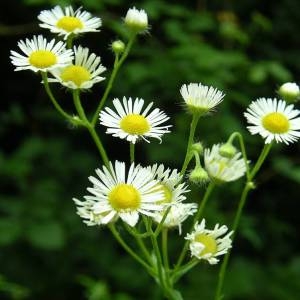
[1,0,300,299]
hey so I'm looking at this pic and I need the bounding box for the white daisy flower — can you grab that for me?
[73,161,165,227]
[244,98,300,144]
[180,83,225,115]
[49,45,106,90]
[147,164,194,233]
[204,144,246,183]
[147,164,190,204]
[99,97,171,144]
[185,219,233,264]
[124,7,148,33]
[10,35,73,72]
[38,5,102,40]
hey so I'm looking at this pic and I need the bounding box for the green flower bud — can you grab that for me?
[189,167,210,185]
[111,40,125,55]
[191,142,204,155]
[219,143,237,158]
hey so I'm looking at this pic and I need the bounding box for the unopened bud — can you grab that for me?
[112,40,125,55]
[219,143,237,158]
[247,181,256,190]
[278,82,300,103]
[124,7,148,33]
[189,167,210,185]
[191,142,204,155]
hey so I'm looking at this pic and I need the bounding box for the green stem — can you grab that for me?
[214,143,273,300]
[171,259,199,284]
[175,182,215,270]
[249,143,273,180]
[143,217,167,295]
[87,125,110,168]
[180,114,200,176]
[109,224,155,277]
[66,35,74,49]
[214,183,251,300]
[162,229,170,281]
[72,90,110,167]
[130,142,135,163]
[73,90,88,122]
[91,36,136,127]
[193,182,215,225]
[41,72,73,121]
[123,223,152,264]
[151,231,165,288]
[227,132,251,180]
[154,206,171,237]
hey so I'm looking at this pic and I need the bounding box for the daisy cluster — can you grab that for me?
[10,6,149,91]
[12,4,300,271]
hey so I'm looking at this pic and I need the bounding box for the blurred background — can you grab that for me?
[1,0,300,299]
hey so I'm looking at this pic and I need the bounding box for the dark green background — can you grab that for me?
[1,0,300,299]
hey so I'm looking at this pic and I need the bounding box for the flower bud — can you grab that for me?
[219,143,237,158]
[124,7,148,33]
[189,167,210,185]
[191,142,204,155]
[278,82,300,103]
[111,40,125,55]
[246,181,256,190]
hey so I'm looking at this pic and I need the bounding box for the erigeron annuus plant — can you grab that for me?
[10,5,300,300]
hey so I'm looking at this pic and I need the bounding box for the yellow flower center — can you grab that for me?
[29,50,57,69]
[108,184,141,211]
[155,184,172,204]
[56,16,83,32]
[60,65,91,87]
[262,112,290,134]
[195,234,217,255]
[120,114,150,135]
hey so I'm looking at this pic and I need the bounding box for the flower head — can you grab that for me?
[38,5,102,40]
[147,164,194,233]
[10,35,73,72]
[73,161,165,227]
[180,83,225,115]
[278,82,300,103]
[244,98,300,144]
[185,219,233,264]
[99,97,171,144]
[48,45,106,89]
[204,144,246,183]
[124,7,148,33]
